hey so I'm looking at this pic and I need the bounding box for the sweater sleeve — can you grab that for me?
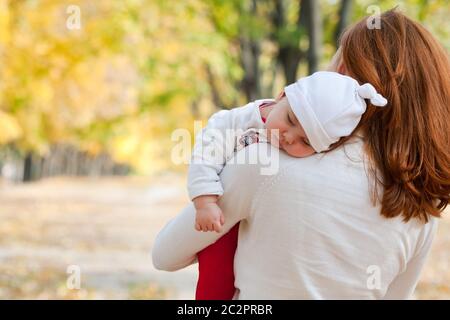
[187,103,259,200]
[383,218,438,299]
[153,143,273,271]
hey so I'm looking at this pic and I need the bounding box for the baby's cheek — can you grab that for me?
[267,132,281,148]
[286,145,313,158]
[265,119,274,130]
[266,117,283,130]
[266,123,281,138]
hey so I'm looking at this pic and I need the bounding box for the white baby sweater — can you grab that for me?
[187,99,273,200]
[153,140,438,299]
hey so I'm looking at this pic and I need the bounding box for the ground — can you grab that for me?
[0,174,448,299]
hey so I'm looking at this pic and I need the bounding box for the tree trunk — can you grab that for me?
[271,0,306,85]
[304,0,322,74]
[23,152,33,182]
[205,63,225,110]
[334,0,352,47]
[239,36,261,101]
[239,0,261,102]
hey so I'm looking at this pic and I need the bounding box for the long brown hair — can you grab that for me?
[333,9,450,222]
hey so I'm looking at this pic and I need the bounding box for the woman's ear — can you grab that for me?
[327,47,343,72]
[337,62,347,75]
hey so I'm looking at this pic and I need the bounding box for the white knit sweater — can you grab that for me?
[187,99,272,200]
[152,139,438,299]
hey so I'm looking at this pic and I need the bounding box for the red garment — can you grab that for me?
[195,98,280,300]
[196,223,239,300]
[259,100,278,123]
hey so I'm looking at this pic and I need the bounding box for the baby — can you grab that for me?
[188,71,387,232]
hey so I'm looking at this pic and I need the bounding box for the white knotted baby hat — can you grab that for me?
[284,71,387,152]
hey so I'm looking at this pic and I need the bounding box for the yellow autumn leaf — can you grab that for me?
[0,110,22,144]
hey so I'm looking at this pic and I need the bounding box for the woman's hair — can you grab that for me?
[331,9,450,223]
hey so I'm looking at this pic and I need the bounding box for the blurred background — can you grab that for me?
[0,0,448,299]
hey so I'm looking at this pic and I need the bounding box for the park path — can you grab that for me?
[0,174,197,299]
[0,174,448,299]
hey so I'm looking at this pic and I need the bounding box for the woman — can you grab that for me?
[152,10,449,299]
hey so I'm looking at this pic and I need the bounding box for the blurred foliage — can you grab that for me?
[0,0,448,174]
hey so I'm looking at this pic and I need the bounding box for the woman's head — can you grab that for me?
[332,9,450,222]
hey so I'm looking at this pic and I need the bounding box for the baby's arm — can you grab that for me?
[188,103,257,232]
[153,143,272,272]
[193,195,224,232]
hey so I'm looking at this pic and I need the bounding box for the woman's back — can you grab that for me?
[152,9,447,300]
[232,138,437,299]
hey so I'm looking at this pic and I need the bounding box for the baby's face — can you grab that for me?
[264,98,316,158]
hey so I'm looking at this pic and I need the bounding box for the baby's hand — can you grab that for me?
[193,195,225,233]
